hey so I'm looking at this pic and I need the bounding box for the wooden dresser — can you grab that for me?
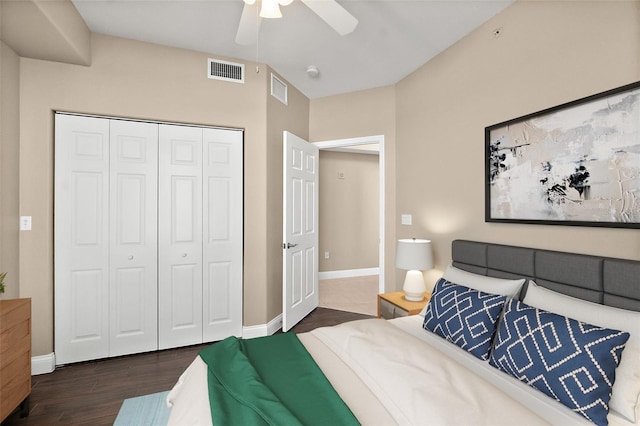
[0,298,31,422]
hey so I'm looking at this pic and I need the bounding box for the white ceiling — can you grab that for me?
[71,0,514,99]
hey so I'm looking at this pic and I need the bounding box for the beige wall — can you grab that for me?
[319,151,379,272]
[395,0,640,290]
[308,1,640,292]
[309,86,397,289]
[6,0,640,357]
[265,67,310,319]
[16,33,308,356]
[0,41,21,300]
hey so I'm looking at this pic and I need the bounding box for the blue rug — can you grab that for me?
[114,391,171,426]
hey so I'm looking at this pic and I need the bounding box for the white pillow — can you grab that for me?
[524,280,640,423]
[443,265,525,298]
[419,265,525,316]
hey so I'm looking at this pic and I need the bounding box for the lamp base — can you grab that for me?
[404,293,425,302]
[403,270,426,302]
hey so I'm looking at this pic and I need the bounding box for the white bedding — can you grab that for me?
[310,318,547,425]
[167,317,637,425]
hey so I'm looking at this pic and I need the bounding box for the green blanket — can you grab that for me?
[199,333,360,426]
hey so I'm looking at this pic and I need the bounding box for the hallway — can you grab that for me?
[318,275,378,316]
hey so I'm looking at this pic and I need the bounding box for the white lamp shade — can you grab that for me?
[395,239,433,271]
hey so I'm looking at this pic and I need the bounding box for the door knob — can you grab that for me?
[182,253,187,258]
[282,242,298,249]
[128,255,134,260]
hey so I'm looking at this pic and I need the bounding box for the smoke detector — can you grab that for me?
[306,65,320,78]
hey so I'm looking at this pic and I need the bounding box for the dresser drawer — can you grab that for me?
[0,354,30,408]
[0,318,30,362]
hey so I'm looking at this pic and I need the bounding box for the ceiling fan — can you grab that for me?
[235,0,358,45]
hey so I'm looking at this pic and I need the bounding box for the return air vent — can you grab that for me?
[208,58,244,83]
[271,73,288,105]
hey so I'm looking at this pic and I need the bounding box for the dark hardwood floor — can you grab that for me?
[2,308,373,426]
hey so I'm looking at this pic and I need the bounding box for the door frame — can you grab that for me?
[313,135,385,293]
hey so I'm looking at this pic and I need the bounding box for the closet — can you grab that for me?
[54,113,243,365]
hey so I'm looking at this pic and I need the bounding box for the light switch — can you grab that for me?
[401,214,412,225]
[20,216,32,231]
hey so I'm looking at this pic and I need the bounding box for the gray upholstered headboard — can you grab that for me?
[451,240,640,312]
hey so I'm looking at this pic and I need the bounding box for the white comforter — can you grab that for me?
[167,317,634,425]
[310,318,548,425]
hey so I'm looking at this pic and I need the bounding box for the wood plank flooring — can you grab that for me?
[2,308,373,426]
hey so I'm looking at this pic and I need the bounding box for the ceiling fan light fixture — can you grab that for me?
[260,0,282,18]
[243,0,256,5]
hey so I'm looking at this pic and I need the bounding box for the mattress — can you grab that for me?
[166,316,636,425]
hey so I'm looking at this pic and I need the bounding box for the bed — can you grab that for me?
[166,240,640,425]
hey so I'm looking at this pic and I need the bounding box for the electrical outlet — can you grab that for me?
[401,214,412,225]
[324,251,330,259]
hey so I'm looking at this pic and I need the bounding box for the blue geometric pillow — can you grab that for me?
[424,278,507,360]
[489,299,630,426]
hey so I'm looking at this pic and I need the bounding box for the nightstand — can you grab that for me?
[377,291,430,319]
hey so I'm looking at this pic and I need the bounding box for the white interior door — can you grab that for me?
[108,120,158,356]
[55,114,111,364]
[202,128,243,342]
[282,131,319,332]
[158,124,204,349]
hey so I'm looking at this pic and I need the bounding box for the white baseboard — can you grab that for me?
[242,314,282,339]
[39,318,285,371]
[32,353,56,375]
[319,267,379,280]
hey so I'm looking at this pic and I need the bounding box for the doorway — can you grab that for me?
[313,135,384,315]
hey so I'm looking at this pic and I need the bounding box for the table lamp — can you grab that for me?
[396,238,433,301]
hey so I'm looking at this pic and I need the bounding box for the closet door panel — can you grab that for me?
[202,128,243,341]
[55,114,110,365]
[109,120,158,357]
[169,263,199,327]
[158,124,203,350]
[57,116,243,361]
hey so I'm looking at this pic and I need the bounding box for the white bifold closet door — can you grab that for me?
[55,115,158,364]
[201,128,243,343]
[55,114,243,365]
[158,125,243,349]
[109,120,158,357]
[157,125,203,349]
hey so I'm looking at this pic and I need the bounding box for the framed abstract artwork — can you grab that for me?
[485,81,640,229]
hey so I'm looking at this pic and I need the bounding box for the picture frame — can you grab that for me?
[485,81,640,229]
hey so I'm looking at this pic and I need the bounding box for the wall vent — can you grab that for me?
[271,73,288,105]
[208,58,244,83]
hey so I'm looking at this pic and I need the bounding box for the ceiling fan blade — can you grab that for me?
[235,2,261,45]
[299,0,358,36]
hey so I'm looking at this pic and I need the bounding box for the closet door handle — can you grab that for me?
[128,255,134,260]
[181,253,187,258]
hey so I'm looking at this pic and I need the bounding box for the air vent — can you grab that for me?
[271,73,288,105]
[208,58,244,83]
